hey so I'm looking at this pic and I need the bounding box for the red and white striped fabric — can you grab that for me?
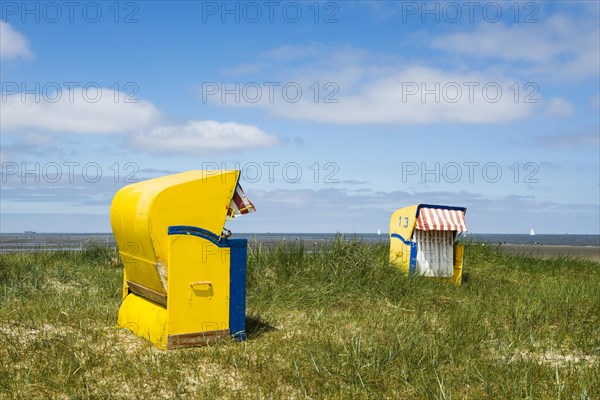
[228,184,256,217]
[416,207,467,232]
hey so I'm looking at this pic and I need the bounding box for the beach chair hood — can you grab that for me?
[110,170,254,294]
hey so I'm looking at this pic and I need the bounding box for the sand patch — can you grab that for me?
[0,322,74,345]
[46,278,81,293]
[503,348,597,366]
[490,342,597,367]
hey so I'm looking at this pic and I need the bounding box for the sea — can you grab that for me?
[0,232,599,253]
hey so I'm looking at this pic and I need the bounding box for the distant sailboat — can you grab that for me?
[529,228,535,236]
[377,229,381,235]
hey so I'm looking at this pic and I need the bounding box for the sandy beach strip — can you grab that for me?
[495,244,600,262]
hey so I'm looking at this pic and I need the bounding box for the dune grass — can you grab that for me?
[0,239,598,399]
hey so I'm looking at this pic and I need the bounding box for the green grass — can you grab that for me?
[1,239,599,399]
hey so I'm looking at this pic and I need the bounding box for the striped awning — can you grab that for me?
[416,207,467,232]
[228,184,256,218]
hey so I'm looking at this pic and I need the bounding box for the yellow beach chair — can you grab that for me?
[110,170,255,349]
[389,204,467,284]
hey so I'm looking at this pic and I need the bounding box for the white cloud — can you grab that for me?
[1,88,162,134]
[545,98,575,117]
[431,15,600,79]
[2,86,281,155]
[207,61,537,124]
[130,120,280,155]
[302,67,533,124]
[0,21,32,60]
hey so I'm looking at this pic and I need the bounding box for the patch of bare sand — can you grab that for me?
[492,343,597,367]
[498,245,600,262]
[0,322,74,345]
[46,278,81,293]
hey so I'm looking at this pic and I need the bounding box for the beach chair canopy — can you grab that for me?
[415,206,467,232]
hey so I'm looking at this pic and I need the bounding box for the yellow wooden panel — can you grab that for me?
[389,204,418,242]
[452,244,465,285]
[389,204,418,273]
[118,294,168,349]
[389,240,411,274]
[166,234,230,335]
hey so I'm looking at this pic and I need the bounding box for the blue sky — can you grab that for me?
[1,1,599,234]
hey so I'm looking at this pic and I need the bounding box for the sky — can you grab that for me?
[0,1,599,234]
